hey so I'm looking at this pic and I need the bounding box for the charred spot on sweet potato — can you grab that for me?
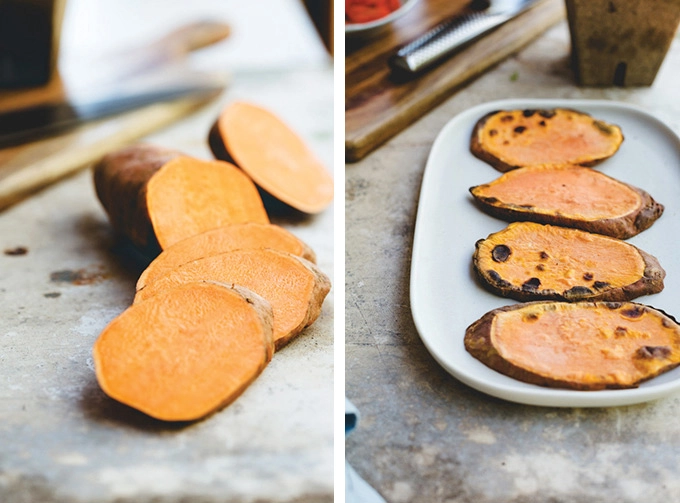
[564,286,593,298]
[492,244,511,262]
[522,277,541,291]
[615,326,628,337]
[473,222,665,302]
[593,120,616,135]
[636,346,671,359]
[487,270,511,288]
[622,305,646,319]
[470,108,624,172]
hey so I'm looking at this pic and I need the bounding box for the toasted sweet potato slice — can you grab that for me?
[135,248,331,349]
[137,223,316,293]
[470,108,624,172]
[470,165,663,239]
[465,301,680,390]
[210,101,334,214]
[474,222,664,302]
[93,282,274,421]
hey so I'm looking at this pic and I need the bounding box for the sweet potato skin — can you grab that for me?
[473,223,665,302]
[470,108,624,172]
[470,166,664,239]
[93,144,183,254]
[465,301,680,390]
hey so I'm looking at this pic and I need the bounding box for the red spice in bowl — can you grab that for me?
[346,0,401,24]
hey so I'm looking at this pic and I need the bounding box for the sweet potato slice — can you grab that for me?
[137,223,316,292]
[146,156,269,249]
[209,101,334,214]
[470,108,624,172]
[93,144,269,253]
[93,282,274,421]
[473,222,664,302]
[465,301,680,390]
[470,164,663,239]
[135,248,331,349]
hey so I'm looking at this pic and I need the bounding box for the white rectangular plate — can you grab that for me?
[410,99,680,407]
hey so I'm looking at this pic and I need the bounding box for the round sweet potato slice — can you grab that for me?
[465,301,680,390]
[135,248,331,349]
[136,222,316,293]
[210,101,334,214]
[473,222,664,302]
[470,164,663,239]
[93,282,274,421]
[470,108,624,172]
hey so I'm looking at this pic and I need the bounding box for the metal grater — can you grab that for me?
[390,0,538,74]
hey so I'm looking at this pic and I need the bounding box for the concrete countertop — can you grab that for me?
[0,1,334,502]
[345,20,680,503]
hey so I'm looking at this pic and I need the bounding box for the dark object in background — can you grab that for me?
[565,0,680,86]
[0,0,66,88]
[302,0,333,55]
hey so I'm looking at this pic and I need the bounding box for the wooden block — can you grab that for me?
[565,0,680,87]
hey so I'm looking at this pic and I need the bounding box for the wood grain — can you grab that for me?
[345,0,566,162]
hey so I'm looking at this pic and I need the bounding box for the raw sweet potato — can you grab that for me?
[93,281,274,421]
[470,108,624,172]
[209,101,334,214]
[137,222,316,292]
[474,222,665,302]
[135,248,331,349]
[470,164,663,239]
[93,144,183,253]
[94,144,269,253]
[465,301,680,390]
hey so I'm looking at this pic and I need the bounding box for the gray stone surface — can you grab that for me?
[345,22,680,503]
[0,2,334,502]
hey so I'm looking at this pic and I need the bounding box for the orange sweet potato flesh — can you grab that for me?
[93,282,274,421]
[146,156,269,249]
[470,108,624,172]
[209,101,334,214]
[474,222,665,302]
[137,222,316,292]
[470,164,663,239]
[465,301,680,390]
[135,248,331,349]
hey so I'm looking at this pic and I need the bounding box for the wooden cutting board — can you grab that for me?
[0,22,229,211]
[345,0,566,162]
